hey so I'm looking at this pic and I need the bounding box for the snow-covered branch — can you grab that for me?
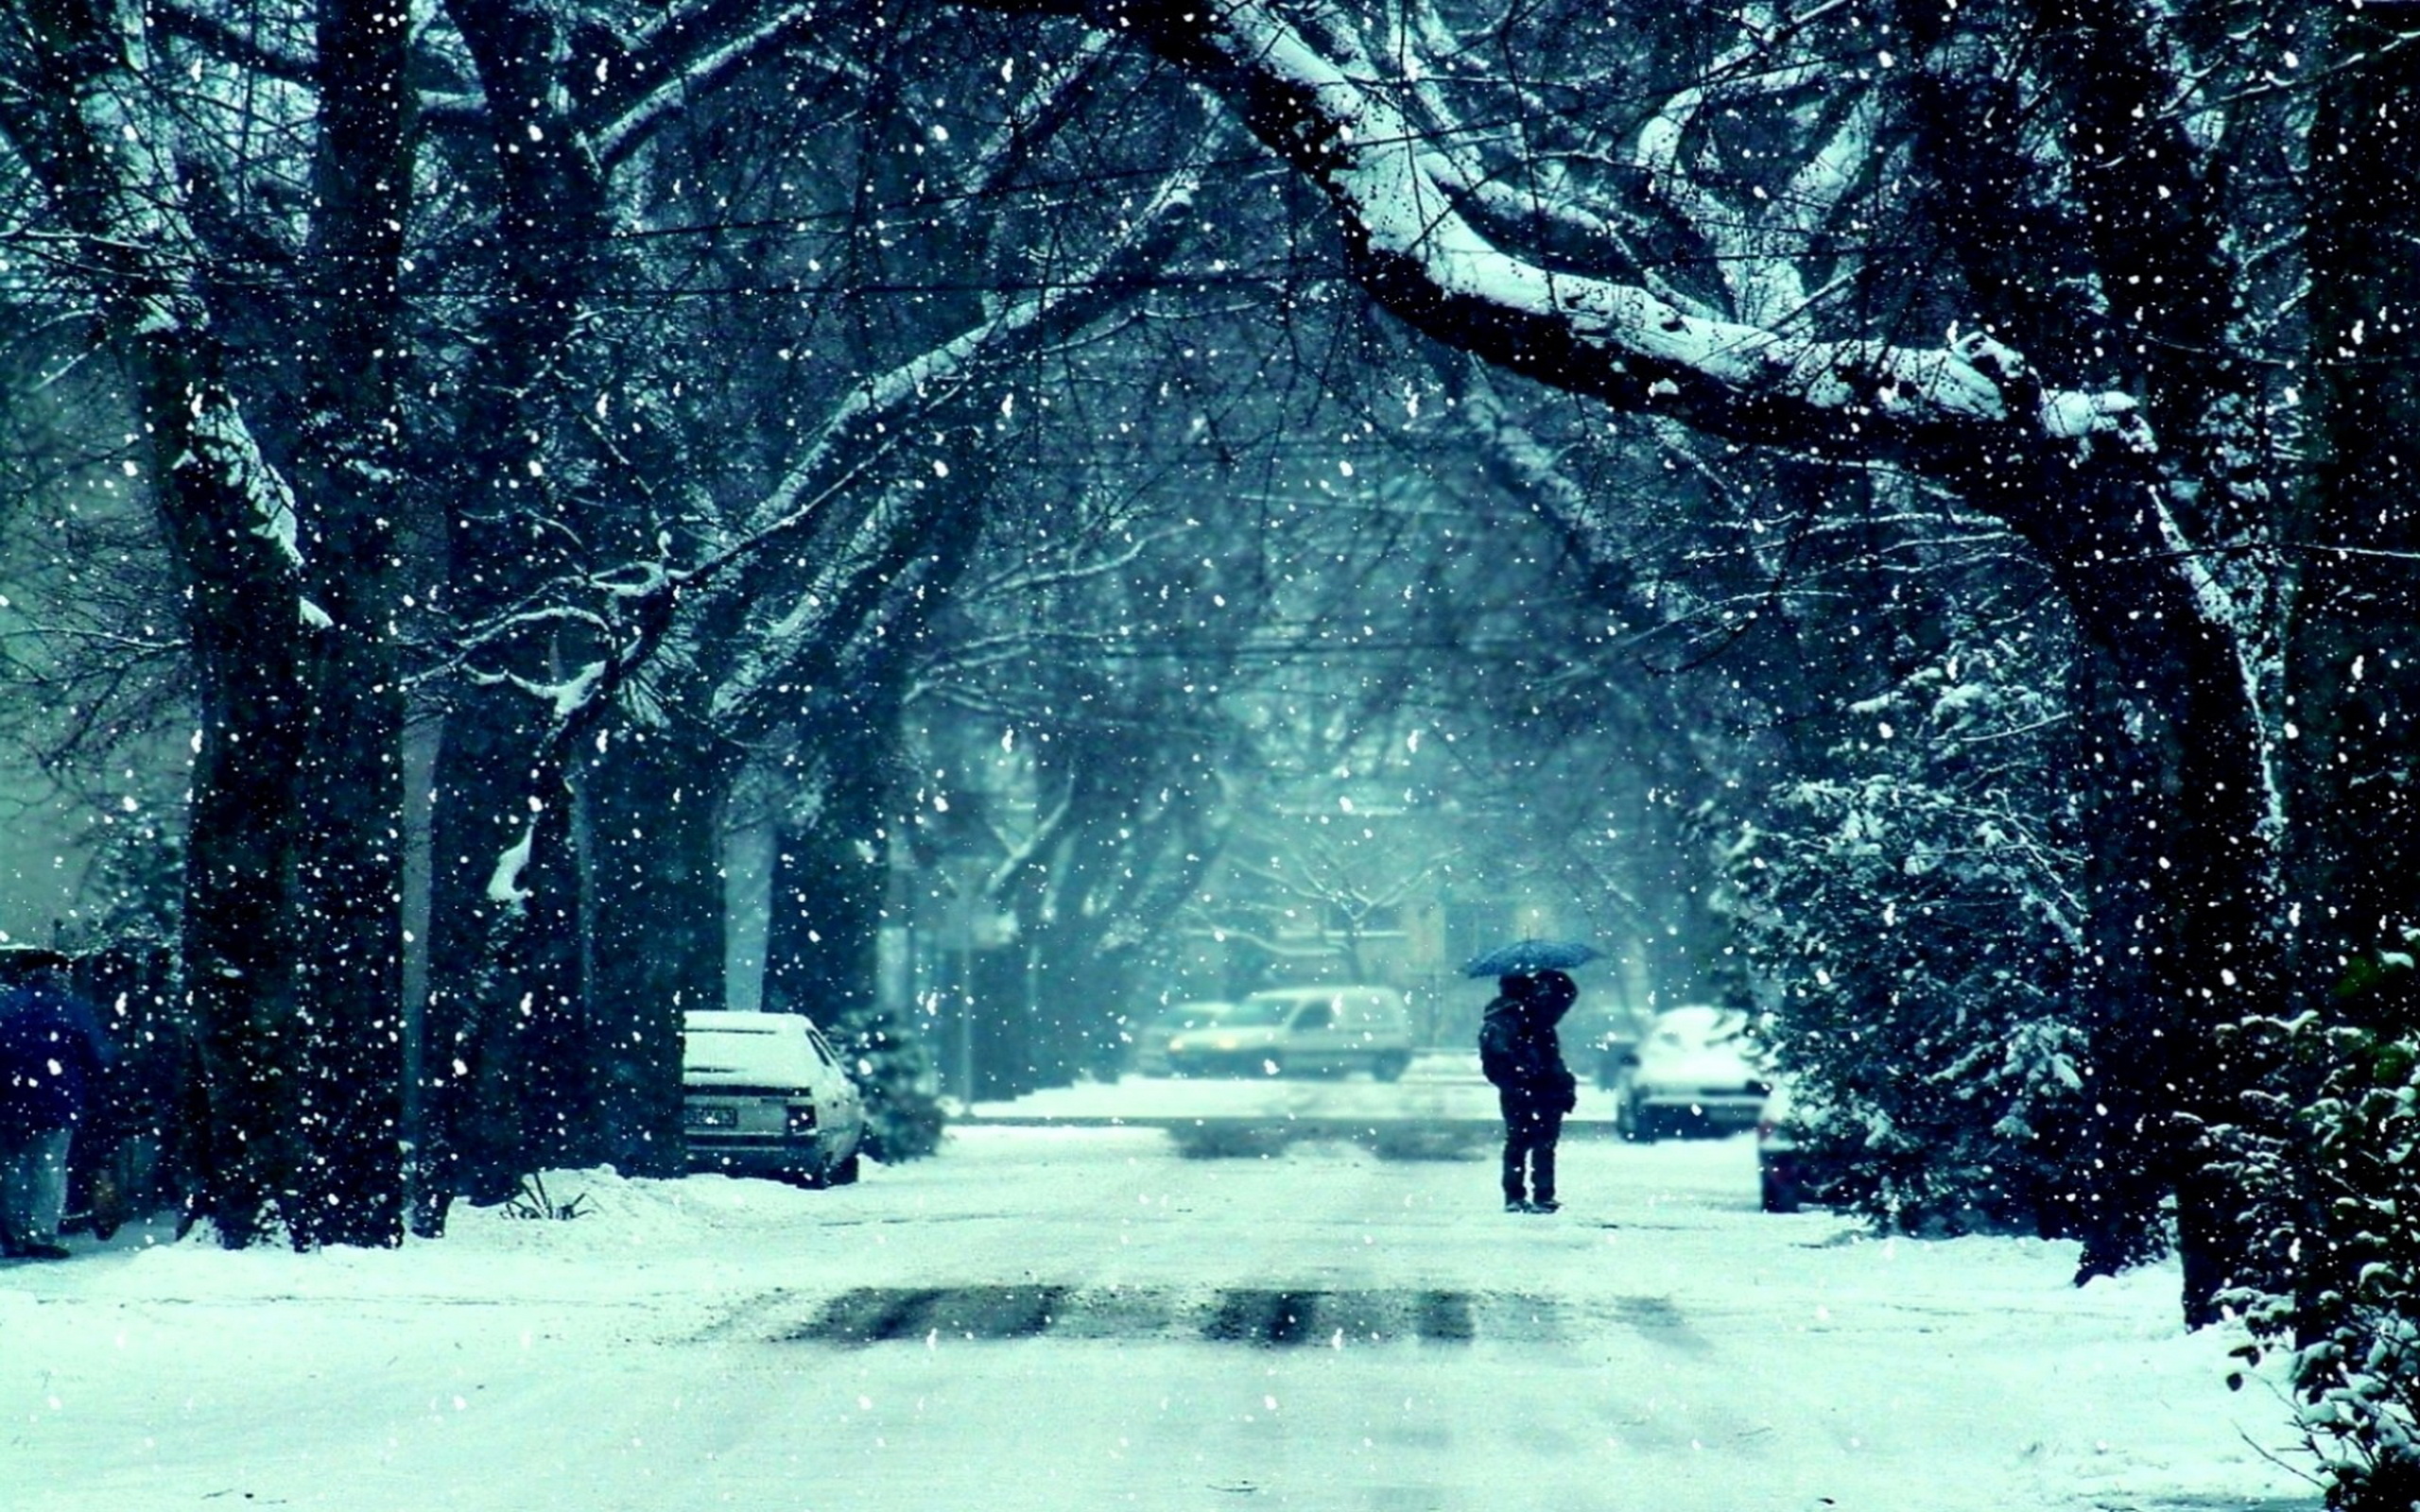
[151,3,316,85]
[962,523,1177,602]
[960,34,1116,215]
[974,0,2144,480]
[0,12,307,591]
[589,3,829,168]
[708,167,1199,724]
[1631,6,1856,325]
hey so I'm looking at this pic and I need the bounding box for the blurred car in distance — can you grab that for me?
[682,1009,865,1186]
[1164,986,1414,1080]
[1610,1004,1772,1142]
[1581,1005,1650,1091]
[1129,1000,1240,1076]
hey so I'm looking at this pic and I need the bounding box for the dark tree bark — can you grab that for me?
[415,0,615,1224]
[283,0,415,1248]
[2294,15,2420,1029]
[763,716,899,1031]
[580,725,730,1175]
[1,0,415,1246]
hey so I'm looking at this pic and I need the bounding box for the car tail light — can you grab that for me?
[786,1103,818,1135]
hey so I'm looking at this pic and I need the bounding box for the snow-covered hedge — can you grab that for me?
[831,997,947,1163]
[1728,637,2094,1237]
[2221,1015,2420,1512]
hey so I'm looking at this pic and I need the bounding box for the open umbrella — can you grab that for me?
[1462,938,1601,978]
[0,944,73,978]
[0,971,112,1133]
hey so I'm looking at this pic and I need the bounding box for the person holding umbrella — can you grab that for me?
[1469,940,1594,1214]
[0,947,112,1261]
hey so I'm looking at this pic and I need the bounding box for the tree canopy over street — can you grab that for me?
[2,2,2415,1503]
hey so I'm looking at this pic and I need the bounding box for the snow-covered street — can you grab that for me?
[9,1,2415,1504]
[2,1123,2309,1512]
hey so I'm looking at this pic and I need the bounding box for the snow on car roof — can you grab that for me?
[1242,986,1408,1019]
[686,1009,810,1033]
[1651,1004,1742,1036]
[683,1010,824,1084]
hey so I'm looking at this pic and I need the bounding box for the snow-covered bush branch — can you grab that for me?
[2219,1011,2420,1512]
[1730,635,2094,1236]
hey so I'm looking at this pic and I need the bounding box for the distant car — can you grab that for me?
[1582,1008,1649,1091]
[1595,1031,1638,1091]
[1612,1005,1772,1142]
[1130,1000,1240,1076]
[682,1009,865,1186]
[1755,1078,1843,1212]
[1164,986,1415,1081]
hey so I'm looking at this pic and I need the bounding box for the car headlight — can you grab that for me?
[786,1103,818,1135]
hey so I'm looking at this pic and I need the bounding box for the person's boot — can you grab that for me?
[1527,1197,1560,1214]
[1503,1194,1531,1213]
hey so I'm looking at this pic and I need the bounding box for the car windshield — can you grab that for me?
[1157,1003,1234,1029]
[1224,998,1305,1027]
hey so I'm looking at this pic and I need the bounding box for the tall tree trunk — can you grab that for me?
[1973,458,2278,1325]
[2266,28,2420,1426]
[581,725,729,1175]
[415,0,614,1225]
[2294,13,2420,1029]
[763,719,899,1030]
[420,708,579,1217]
[179,522,311,1246]
[0,0,412,1246]
[283,0,414,1248]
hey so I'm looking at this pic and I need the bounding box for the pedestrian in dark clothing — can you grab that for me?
[1478,969,1579,1213]
[0,950,111,1261]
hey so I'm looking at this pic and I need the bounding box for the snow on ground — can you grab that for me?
[2,1099,2314,1512]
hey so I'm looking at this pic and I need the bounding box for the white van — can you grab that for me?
[1163,986,1415,1081]
[1129,999,1240,1076]
[682,1009,866,1186]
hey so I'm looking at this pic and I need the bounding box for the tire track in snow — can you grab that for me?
[733,1283,1656,1349]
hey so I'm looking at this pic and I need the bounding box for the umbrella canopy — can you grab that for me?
[1462,938,1601,978]
[0,944,72,979]
[0,975,111,1129]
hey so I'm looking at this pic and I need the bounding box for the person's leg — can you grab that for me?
[31,1127,70,1240]
[10,1128,73,1253]
[0,1126,37,1254]
[1499,1094,1532,1206]
[1530,1111,1564,1208]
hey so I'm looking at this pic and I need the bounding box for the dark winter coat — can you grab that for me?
[1478,996,1577,1114]
[0,979,111,1136]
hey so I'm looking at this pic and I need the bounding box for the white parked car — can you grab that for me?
[1611,1004,1772,1142]
[1129,1000,1240,1076]
[1164,986,1414,1081]
[682,1009,865,1186]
